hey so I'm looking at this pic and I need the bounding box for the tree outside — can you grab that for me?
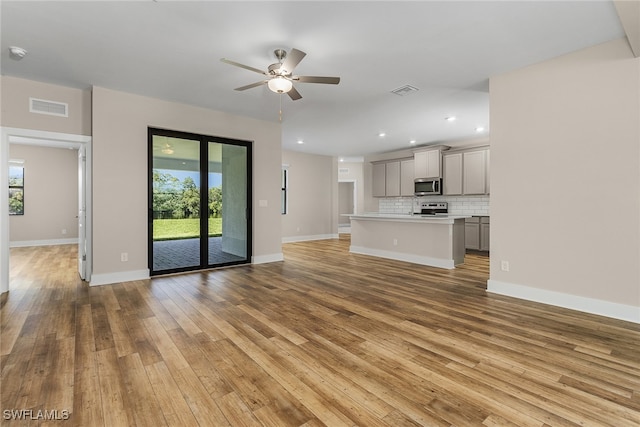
[152,170,222,240]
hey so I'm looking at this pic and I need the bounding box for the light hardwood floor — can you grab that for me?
[1,238,639,426]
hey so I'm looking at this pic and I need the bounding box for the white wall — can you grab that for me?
[488,38,640,323]
[91,86,283,284]
[9,145,78,245]
[282,150,337,242]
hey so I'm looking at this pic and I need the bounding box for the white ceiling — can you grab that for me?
[0,1,626,158]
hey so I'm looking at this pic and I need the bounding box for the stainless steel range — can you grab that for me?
[415,201,448,216]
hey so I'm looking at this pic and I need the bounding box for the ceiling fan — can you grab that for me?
[220,48,340,101]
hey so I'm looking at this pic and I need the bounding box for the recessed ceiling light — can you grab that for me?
[378,132,386,137]
[297,140,304,144]
[409,140,416,144]
[339,158,344,162]
[445,116,456,122]
[475,126,485,132]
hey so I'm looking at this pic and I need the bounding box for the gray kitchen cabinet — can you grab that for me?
[463,150,487,195]
[466,216,490,251]
[400,158,415,196]
[372,162,386,197]
[385,160,401,197]
[465,217,480,250]
[443,152,463,195]
[414,149,441,178]
[372,160,402,197]
[480,217,490,251]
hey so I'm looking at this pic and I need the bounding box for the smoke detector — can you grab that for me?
[9,46,27,60]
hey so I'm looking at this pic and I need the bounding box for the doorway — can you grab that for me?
[338,180,356,233]
[1,127,92,293]
[148,128,252,275]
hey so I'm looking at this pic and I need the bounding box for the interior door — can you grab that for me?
[77,145,86,280]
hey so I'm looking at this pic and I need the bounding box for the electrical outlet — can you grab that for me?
[121,252,128,262]
[393,238,398,246]
[61,229,67,235]
[501,260,510,272]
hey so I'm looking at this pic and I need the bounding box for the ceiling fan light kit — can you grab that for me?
[267,76,293,93]
[221,48,340,101]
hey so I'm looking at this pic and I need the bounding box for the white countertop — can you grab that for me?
[349,213,471,223]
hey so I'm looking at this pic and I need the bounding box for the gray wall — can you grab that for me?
[282,150,337,241]
[9,144,79,244]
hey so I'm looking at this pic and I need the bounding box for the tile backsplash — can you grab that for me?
[378,195,490,216]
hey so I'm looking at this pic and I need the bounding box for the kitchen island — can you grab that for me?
[348,213,470,269]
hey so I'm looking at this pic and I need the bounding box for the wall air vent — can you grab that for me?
[339,168,350,174]
[391,85,419,96]
[29,98,68,117]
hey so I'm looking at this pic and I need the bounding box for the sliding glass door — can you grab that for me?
[149,129,251,275]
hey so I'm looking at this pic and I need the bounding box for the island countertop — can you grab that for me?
[349,213,471,223]
[348,213,469,269]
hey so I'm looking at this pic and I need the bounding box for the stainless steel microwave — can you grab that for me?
[414,178,442,196]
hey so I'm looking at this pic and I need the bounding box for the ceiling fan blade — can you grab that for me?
[287,86,302,101]
[220,58,266,75]
[281,48,306,73]
[294,76,340,85]
[235,81,268,91]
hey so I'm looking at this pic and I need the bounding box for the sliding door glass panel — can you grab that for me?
[208,142,248,266]
[151,135,201,272]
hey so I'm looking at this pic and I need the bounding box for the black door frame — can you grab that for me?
[148,127,252,276]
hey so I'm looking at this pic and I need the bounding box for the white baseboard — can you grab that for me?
[89,269,150,286]
[487,279,640,324]
[252,253,284,264]
[349,245,455,269]
[282,233,339,243]
[10,238,79,248]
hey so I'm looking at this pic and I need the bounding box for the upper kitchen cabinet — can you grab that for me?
[385,161,401,197]
[463,150,487,195]
[400,158,415,196]
[443,152,463,195]
[372,162,387,197]
[443,147,490,196]
[372,160,405,197]
[414,149,442,179]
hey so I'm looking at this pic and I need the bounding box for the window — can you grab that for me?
[281,167,288,214]
[9,163,24,216]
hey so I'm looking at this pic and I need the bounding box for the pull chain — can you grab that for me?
[279,93,283,122]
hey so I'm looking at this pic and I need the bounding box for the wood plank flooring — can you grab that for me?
[1,238,639,426]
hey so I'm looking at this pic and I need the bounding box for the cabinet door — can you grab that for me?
[414,151,428,179]
[463,150,487,195]
[385,161,401,197]
[414,149,441,178]
[485,149,490,195]
[480,222,490,251]
[400,159,415,196]
[443,153,463,195]
[426,149,441,178]
[372,162,386,197]
[465,222,480,250]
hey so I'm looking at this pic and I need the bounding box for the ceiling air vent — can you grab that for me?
[339,168,350,174]
[391,85,419,96]
[29,97,68,117]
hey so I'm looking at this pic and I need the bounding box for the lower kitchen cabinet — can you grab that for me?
[480,217,490,251]
[465,216,490,251]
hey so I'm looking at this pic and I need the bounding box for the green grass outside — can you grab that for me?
[153,217,222,241]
